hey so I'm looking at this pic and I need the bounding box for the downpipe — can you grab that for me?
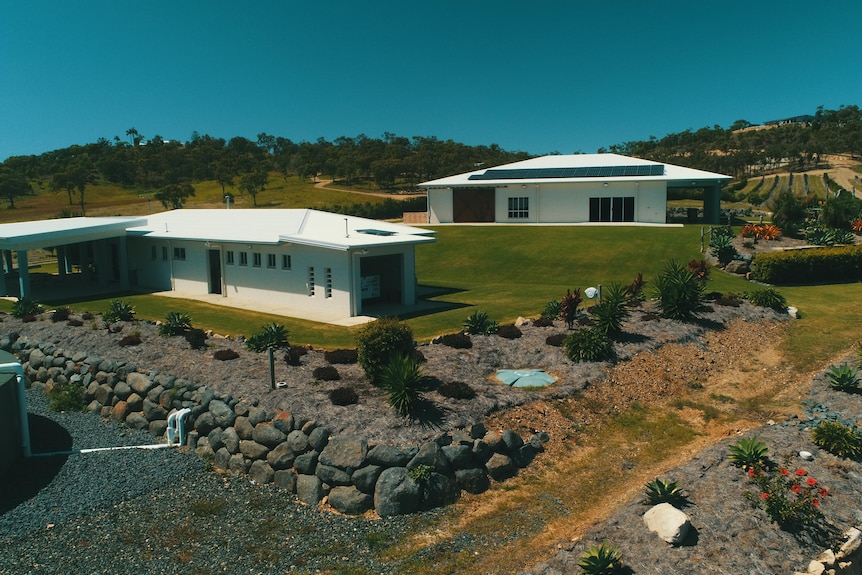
[0,361,30,458]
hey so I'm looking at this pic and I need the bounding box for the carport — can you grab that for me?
[0,217,145,300]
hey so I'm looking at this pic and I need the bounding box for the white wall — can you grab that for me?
[428,188,453,224]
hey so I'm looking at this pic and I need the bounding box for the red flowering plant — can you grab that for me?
[745,460,829,530]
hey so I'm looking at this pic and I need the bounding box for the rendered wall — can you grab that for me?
[428,188,453,224]
[0,353,21,475]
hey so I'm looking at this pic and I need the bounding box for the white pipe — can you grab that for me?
[30,443,172,457]
[0,361,30,458]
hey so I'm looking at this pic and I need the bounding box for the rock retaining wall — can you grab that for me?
[6,333,547,517]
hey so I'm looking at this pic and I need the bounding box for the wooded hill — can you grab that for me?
[0,105,860,216]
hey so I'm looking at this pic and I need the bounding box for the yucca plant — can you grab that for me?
[541,299,563,321]
[246,322,290,352]
[590,282,629,339]
[709,227,738,265]
[12,297,43,318]
[826,363,860,392]
[380,353,425,416]
[102,299,135,323]
[578,543,623,575]
[811,420,862,459]
[643,479,688,507]
[652,259,706,320]
[462,310,498,335]
[747,288,787,312]
[158,310,193,336]
[728,436,769,470]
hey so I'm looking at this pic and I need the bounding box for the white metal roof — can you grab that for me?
[0,216,147,251]
[419,153,732,188]
[127,209,436,251]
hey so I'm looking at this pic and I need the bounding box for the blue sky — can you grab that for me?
[2,1,860,161]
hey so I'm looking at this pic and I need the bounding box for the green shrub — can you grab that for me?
[380,353,425,416]
[246,323,289,352]
[408,463,434,483]
[532,317,554,328]
[811,420,862,459]
[541,300,562,321]
[438,380,476,400]
[643,479,688,507]
[709,228,738,266]
[747,288,787,312]
[119,332,142,347]
[437,332,472,349]
[750,244,862,284]
[47,381,85,412]
[577,543,623,575]
[313,365,340,381]
[652,260,707,320]
[329,386,358,406]
[590,282,629,339]
[562,327,614,363]
[545,333,567,347]
[323,348,358,364]
[728,436,769,471]
[356,317,415,385]
[12,297,43,318]
[826,364,860,392]
[284,347,307,366]
[103,299,135,323]
[462,310,498,335]
[806,227,855,246]
[158,311,192,336]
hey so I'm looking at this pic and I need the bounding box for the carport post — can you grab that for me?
[16,250,30,298]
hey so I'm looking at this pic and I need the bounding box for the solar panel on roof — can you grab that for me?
[468,164,664,180]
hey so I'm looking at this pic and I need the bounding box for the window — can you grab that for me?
[150,246,157,260]
[173,247,186,260]
[508,196,529,219]
[307,266,315,296]
[225,251,234,265]
[282,254,292,270]
[589,196,635,222]
[239,252,248,266]
[253,252,262,268]
[325,268,332,298]
[161,246,168,261]
[267,253,276,269]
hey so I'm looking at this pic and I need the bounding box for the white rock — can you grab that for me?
[806,559,825,575]
[788,305,799,318]
[815,549,835,567]
[643,503,691,545]
[800,450,814,461]
[515,316,528,327]
[838,527,862,559]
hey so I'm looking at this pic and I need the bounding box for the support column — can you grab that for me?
[118,237,129,290]
[16,250,30,299]
[57,246,67,278]
[703,182,722,225]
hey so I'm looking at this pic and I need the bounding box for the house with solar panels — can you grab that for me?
[0,209,436,321]
[419,153,731,225]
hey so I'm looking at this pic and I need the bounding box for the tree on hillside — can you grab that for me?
[155,182,196,209]
[214,160,236,197]
[238,168,268,207]
[0,169,33,208]
[126,127,143,146]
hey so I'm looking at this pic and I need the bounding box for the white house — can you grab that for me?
[420,153,732,225]
[0,209,436,319]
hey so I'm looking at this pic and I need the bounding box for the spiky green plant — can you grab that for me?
[590,282,629,339]
[245,322,289,352]
[643,479,688,506]
[158,310,192,336]
[356,317,416,385]
[811,420,862,459]
[12,297,43,318]
[541,299,563,321]
[652,259,707,320]
[462,310,498,335]
[747,288,787,312]
[380,353,425,416]
[728,436,769,470]
[826,363,860,392]
[102,299,135,323]
[709,227,738,266]
[578,543,623,575]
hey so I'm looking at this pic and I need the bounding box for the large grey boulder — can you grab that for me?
[316,464,352,486]
[352,465,383,494]
[293,451,319,475]
[127,372,154,396]
[266,443,296,470]
[455,468,490,494]
[367,444,412,468]
[249,460,274,485]
[420,472,459,510]
[274,469,297,492]
[485,453,516,481]
[286,430,310,454]
[308,427,331,452]
[221,427,240,454]
[643,503,692,545]
[319,436,367,472]
[252,424,287,448]
[442,444,475,470]
[193,412,218,436]
[296,474,324,506]
[407,441,450,474]
[328,486,373,515]
[374,467,421,517]
[239,440,269,460]
[209,400,236,428]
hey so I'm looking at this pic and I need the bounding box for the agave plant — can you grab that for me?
[158,310,193,336]
[652,259,707,320]
[643,478,688,507]
[246,322,290,352]
[380,353,425,416]
[811,420,862,459]
[727,436,769,470]
[578,543,623,575]
[102,299,135,323]
[826,364,860,392]
[590,282,629,339]
[462,310,498,335]
[11,297,43,318]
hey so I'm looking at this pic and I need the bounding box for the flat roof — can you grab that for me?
[420,153,731,188]
[0,216,147,252]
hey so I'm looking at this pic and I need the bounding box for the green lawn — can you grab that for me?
[2,225,857,368]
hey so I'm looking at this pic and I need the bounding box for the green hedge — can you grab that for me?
[751,245,862,284]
